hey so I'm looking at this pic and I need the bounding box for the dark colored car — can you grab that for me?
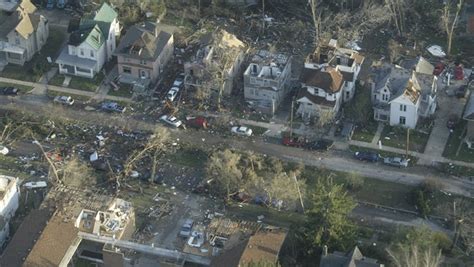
[306,139,334,151]
[1,87,18,96]
[354,151,379,162]
[433,63,445,76]
[100,102,126,113]
[447,114,459,131]
[455,85,468,98]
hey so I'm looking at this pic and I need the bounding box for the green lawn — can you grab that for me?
[435,162,474,178]
[165,146,208,168]
[379,125,429,153]
[51,72,105,92]
[0,82,33,93]
[245,125,268,136]
[443,120,474,163]
[0,28,66,82]
[352,122,378,142]
[108,83,134,98]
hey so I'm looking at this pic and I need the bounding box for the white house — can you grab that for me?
[0,175,19,220]
[56,3,119,78]
[305,39,364,103]
[371,62,437,129]
[296,67,344,120]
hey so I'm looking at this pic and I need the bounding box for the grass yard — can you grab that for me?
[48,74,65,87]
[227,202,305,228]
[435,162,474,178]
[0,28,66,82]
[443,120,474,163]
[0,82,33,93]
[108,83,134,98]
[379,125,429,153]
[352,122,378,142]
[245,125,268,136]
[165,146,208,168]
[68,72,105,92]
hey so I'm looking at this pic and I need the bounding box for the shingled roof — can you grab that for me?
[320,246,383,267]
[301,68,343,93]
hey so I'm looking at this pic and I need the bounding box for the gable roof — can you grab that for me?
[320,246,383,267]
[239,229,287,266]
[19,0,37,14]
[93,2,118,23]
[302,68,343,93]
[400,56,434,75]
[297,88,337,107]
[115,22,172,60]
[69,24,105,50]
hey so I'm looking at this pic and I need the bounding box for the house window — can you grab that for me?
[382,94,389,101]
[90,50,94,58]
[123,66,131,74]
[400,104,407,112]
[313,88,319,95]
[80,49,84,56]
[140,60,146,65]
[399,116,406,125]
[15,37,20,45]
[250,77,256,84]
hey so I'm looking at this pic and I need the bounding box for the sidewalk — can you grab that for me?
[0,76,133,103]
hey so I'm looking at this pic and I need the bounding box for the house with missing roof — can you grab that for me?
[115,21,174,88]
[296,39,365,121]
[0,175,20,247]
[320,246,384,267]
[371,58,438,129]
[0,0,49,68]
[56,3,119,78]
[243,50,292,115]
[463,91,474,149]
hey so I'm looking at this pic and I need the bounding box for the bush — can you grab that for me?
[411,178,441,217]
[345,172,365,191]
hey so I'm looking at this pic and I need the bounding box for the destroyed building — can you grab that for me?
[0,175,19,247]
[184,29,246,97]
[243,50,292,115]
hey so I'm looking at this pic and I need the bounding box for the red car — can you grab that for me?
[282,136,307,147]
[433,63,445,76]
[454,65,464,80]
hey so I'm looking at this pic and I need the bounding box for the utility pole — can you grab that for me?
[406,128,410,158]
[293,174,305,213]
[262,0,265,35]
[289,97,295,138]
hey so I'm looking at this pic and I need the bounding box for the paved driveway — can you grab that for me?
[420,84,467,164]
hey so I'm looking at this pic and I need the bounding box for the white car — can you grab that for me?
[53,96,74,105]
[0,145,9,155]
[231,126,253,136]
[166,87,179,101]
[160,115,182,128]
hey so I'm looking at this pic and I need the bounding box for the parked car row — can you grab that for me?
[1,87,18,95]
[354,151,409,168]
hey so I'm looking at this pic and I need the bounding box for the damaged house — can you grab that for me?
[243,50,292,115]
[463,92,474,149]
[0,0,49,67]
[115,22,174,90]
[371,58,437,129]
[296,39,364,120]
[184,29,246,98]
[56,3,120,78]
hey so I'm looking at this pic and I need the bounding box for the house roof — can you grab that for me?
[340,70,355,81]
[93,2,118,23]
[115,22,172,60]
[239,229,287,266]
[400,56,434,75]
[297,88,337,108]
[320,246,383,267]
[0,11,21,39]
[68,24,105,50]
[19,0,37,14]
[302,68,343,93]
[373,65,413,101]
[464,92,474,121]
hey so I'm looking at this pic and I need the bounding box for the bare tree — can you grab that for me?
[206,149,243,200]
[316,109,334,128]
[385,0,407,36]
[387,244,442,267]
[441,0,464,56]
[308,0,322,43]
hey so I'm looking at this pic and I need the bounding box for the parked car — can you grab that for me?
[306,139,334,151]
[433,63,445,76]
[179,219,194,238]
[455,85,469,98]
[53,96,74,105]
[160,115,182,128]
[172,73,185,88]
[100,102,126,113]
[231,126,253,136]
[282,136,307,147]
[354,151,379,162]
[0,145,9,155]
[185,116,208,129]
[447,114,459,131]
[383,157,409,168]
[1,87,18,96]
[166,87,179,101]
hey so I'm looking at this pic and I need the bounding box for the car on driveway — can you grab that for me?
[172,73,185,88]
[166,87,179,101]
[231,126,252,136]
[53,96,75,105]
[354,151,379,162]
[101,102,126,113]
[433,63,445,76]
[1,87,18,96]
[179,219,194,238]
[383,157,409,168]
[455,85,469,98]
[160,115,182,128]
[0,145,9,155]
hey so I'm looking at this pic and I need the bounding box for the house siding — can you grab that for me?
[389,98,418,129]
